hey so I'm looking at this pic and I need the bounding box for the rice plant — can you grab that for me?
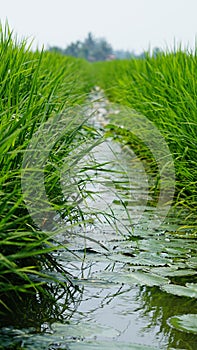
[0,23,99,319]
[93,49,197,224]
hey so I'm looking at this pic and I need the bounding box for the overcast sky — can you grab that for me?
[1,0,197,53]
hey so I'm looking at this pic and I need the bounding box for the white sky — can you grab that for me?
[0,0,197,53]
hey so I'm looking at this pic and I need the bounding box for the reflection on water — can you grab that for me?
[1,126,197,349]
[139,285,197,349]
[68,263,170,348]
[57,240,197,350]
[1,249,196,349]
[75,139,150,234]
[0,269,82,329]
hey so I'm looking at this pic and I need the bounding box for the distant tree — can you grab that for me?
[48,33,147,61]
[48,33,113,61]
[48,46,64,54]
[64,41,81,57]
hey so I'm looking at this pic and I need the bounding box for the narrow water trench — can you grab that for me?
[1,88,197,350]
[53,88,197,350]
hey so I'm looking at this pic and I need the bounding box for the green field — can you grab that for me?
[1,25,197,347]
[93,51,197,218]
[0,24,98,316]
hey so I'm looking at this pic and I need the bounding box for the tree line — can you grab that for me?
[48,32,151,61]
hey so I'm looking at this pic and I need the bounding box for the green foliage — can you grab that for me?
[93,50,197,222]
[0,23,95,313]
[1,24,197,349]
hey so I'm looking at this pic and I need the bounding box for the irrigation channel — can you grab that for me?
[1,88,197,350]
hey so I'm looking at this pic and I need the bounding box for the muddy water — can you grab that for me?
[1,89,197,349]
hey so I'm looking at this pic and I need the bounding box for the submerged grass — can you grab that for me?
[93,49,197,224]
[0,23,98,318]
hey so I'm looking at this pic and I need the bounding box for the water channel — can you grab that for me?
[1,89,197,350]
